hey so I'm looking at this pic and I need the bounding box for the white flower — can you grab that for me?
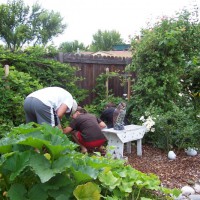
[180,79,184,82]
[151,128,155,132]
[141,115,155,133]
[178,93,183,97]
[139,116,145,122]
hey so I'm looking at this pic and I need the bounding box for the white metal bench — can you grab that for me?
[102,125,147,159]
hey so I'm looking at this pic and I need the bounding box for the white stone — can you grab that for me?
[175,194,188,200]
[194,183,200,193]
[181,186,195,196]
[185,148,198,156]
[168,151,176,160]
[188,194,200,200]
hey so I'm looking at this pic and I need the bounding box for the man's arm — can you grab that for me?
[57,103,68,119]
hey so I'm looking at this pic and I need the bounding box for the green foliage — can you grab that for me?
[0,123,180,200]
[90,71,124,115]
[181,55,200,116]
[0,46,87,134]
[73,182,101,200]
[59,40,88,53]
[0,66,42,134]
[90,29,124,51]
[0,46,87,103]
[129,8,200,150]
[142,105,200,151]
[0,0,66,50]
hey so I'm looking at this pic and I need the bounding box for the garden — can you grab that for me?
[0,5,200,200]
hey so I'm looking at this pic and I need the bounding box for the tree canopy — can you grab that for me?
[59,40,88,53]
[90,30,124,51]
[0,0,66,51]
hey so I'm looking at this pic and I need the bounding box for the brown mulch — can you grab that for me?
[125,144,200,189]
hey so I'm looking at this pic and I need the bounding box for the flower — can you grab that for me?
[178,93,183,97]
[140,115,155,133]
[151,128,155,132]
[139,116,145,122]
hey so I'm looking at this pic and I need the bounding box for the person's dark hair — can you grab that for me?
[76,106,87,114]
[105,102,116,109]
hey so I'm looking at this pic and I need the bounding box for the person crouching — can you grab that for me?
[63,106,107,154]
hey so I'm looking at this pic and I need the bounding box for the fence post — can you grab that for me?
[4,65,9,77]
[127,74,131,101]
[106,67,109,99]
[3,65,10,89]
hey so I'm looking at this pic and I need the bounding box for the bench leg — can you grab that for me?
[126,142,131,154]
[137,139,142,156]
[106,137,124,159]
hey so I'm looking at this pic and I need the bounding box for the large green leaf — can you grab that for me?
[7,183,28,200]
[98,171,121,190]
[2,151,30,181]
[1,151,55,183]
[118,180,134,193]
[0,125,78,159]
[28,184,48,200]
[73,165,99,179]
[72,169,93,184]
[73,182,101,200]
[52,155,74,173]
[0,137,16,153]
[28,174,75,200]
[29,153,55,183]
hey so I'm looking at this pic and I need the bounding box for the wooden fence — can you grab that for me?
[56,53,133,105]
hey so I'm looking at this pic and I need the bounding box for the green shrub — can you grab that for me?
[143,106,200,151]
[129,9,200,150]
[0,46,87,103]
[0,66,42,135]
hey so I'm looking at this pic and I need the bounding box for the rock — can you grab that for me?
[175,194,188,200]
[185,148,198,156]
[188,194,200,200]
[181,186,195,196]
[168,150,176,160]
[176,194,200,200]
[194,183,200,193]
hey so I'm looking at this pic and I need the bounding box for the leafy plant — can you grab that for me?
[129,8,200,150]
[91,71,125,115]
[0,46,87,103]
[0,66,42,135]
[0,123,180,200]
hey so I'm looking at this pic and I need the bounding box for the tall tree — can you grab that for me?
[59,40,88,53]
[0,0,66,51]
[90,30,123,51]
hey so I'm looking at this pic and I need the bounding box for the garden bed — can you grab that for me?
[125,144,200,189]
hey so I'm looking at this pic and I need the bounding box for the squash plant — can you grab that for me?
[0,123,180,200]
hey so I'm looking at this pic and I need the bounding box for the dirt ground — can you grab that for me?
[125,144,200,189]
